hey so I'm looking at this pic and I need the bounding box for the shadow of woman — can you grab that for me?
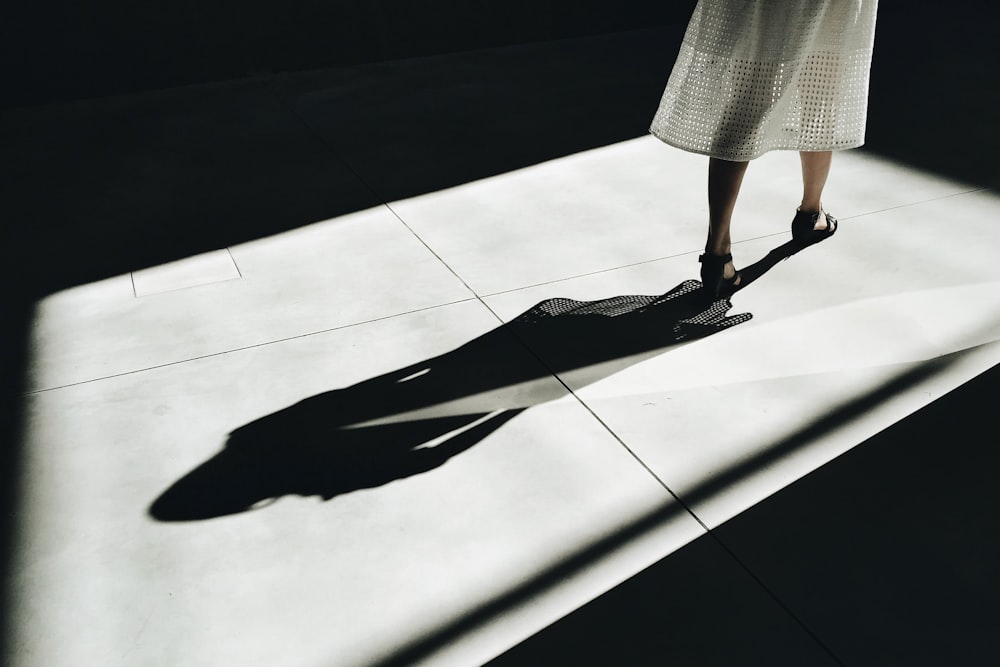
[150,240,810,522]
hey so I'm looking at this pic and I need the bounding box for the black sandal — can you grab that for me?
[791,208,838,244]
[699,252,742,301]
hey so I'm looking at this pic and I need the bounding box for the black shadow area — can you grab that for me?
[149,280,750,521]
[485,525,841,667]
[864,3,999,189]
[270,26,684,202]
[710,361,1000,667]
[0,26,684,299]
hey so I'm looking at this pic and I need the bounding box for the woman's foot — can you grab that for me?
[791,207,838,244]
[699,252,742,301]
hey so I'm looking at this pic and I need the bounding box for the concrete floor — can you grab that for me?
[3,19,999,667]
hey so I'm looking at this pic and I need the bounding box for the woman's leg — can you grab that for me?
[707,157,750,278]
[800,150,832,214]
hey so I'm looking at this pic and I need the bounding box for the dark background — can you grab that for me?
[2,0,697,108]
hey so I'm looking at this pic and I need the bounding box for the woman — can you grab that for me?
[650,0,879,300]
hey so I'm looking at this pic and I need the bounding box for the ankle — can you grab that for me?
[799,201,822,214]
[704,243,731,256]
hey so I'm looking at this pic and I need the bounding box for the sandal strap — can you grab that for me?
[699,252,733,264]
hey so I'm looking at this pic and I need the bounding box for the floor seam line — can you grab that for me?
[226,246,244,279]
[704,529,848,666]
[564,388,848,665]
[834,187,989,220]
[383,201,484,303]
[568,394,707,525]
[491,319,712,531]
[264,78,484,305]
[24,298,478,395]
[470,185,991,299]
[265,75,390,208]
[476,248,728,300]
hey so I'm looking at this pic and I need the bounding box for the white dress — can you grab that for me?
[650,0,878,161]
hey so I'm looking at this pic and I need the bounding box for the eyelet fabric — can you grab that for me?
[650,0,879,161]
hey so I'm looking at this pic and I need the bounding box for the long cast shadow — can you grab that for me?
[150,237,821,522]
[150,279,757,521]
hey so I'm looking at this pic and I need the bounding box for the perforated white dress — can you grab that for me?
[650,0,878,161]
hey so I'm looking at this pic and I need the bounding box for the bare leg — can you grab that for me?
[800,150,832,215]
[707,157,750,279]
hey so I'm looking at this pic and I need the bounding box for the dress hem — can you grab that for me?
[648,128,865,162]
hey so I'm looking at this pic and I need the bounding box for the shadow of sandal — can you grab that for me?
[735,236,822,292]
